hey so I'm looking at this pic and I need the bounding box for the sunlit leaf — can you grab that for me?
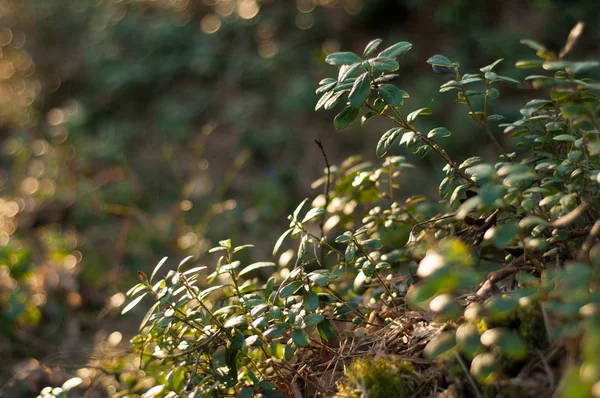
[376,128,402,157]
[325,52,362,66]
[122,292,147,315]
[150,257,168,282]
[238,262,276,277]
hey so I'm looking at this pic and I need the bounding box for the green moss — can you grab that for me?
[516,302,547,348]
[336,357,418,398]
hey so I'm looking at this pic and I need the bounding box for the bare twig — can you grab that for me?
[552,201,590,227]
[314,139,332,265]
[579,218,600,264]
[560,21,584,59]
[463,94,506,155]
[454,352,483,398]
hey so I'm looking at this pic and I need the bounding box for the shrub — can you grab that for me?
[116,23,600,397]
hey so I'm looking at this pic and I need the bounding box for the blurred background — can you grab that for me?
[0,0,598,395]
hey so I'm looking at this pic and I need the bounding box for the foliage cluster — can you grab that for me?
[1,1,600,397]
[115,25,600,397]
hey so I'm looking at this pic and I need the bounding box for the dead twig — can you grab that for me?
[578,218,600,264]
[552,201,590,228]
[314,139,331,266]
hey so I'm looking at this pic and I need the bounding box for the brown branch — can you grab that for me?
[475,255,535,298]
[579,219,600,264]
[314,139,331,265]
[552,201,590,228]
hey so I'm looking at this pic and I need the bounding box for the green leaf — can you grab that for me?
[280,281,304,298]
[487,88,499,99]
[324,91,345,110]
[335,302,359,315]
[520,39,546,52]
[302,207,325,223]
[487,114,504,122]
[334,106,360,130]
[61,377,83,392]
[406,108,432,123]
[468,111,485,122]
[338,63,361,82]
[126,283,147,297]
[363,38,382,58]
[361,111,377,125]
[361,238,382,250]
[439,177,452,197]
[480,59,503,73]
[567,61,600,74]
[450,184,469,207]
[377,41,412,59]
[345,242,357,262]
[304,291,319,312]
[323,91,346,111]
[291,329,309,347]
[150,257,168,282]
[122,292,147,315]
[478,184,504,205]
[365,57,399,71]
[284,341,297,361]
[427,127,451,139]
[459,156,483,169]
[399,131,416,146]
[432,65,456,76]
[362,261,375,277]
[456,323,484,359]
[182,265,207,276]
[335,234,351,243]
[315,91,334,111]
[496,75,520,84]
[262,389,282,398]
[318,77,336,85]
[486,295,519,320]
[515,59,544,68]
[553,134,576,142]
[240,387,254,398]
[325,52,362,66]
[293,199,309,221]
[238,262,276,278]
[376,128,402,157]
[139,301,160,331]
[198,285,225,300]
[424,330,456,359]
[377,84,406,107]
[317,319,336,342]
[263,323,290,339]
[485,222,518,248]
[373,98,386,113]
[221,261,241,272]
[224,315,247,329]
[251,304,269,318]
[427,54,452,67]
[480,328,528,359]
[470,353,499,381]
[303,313,324,328]
[252,315,268,329]
[273,228,292,256]
[347,72,369,108]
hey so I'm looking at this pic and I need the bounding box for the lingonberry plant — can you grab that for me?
[117,23,600,398]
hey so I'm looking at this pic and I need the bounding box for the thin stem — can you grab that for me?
[314,139,331,265]
[353,238,396,306]
[462,89,506,155]
[181,278,224,327]
[364,69,473,185]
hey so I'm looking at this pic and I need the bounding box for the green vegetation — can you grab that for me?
[115,28,600,397]
[1,1,600,397]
